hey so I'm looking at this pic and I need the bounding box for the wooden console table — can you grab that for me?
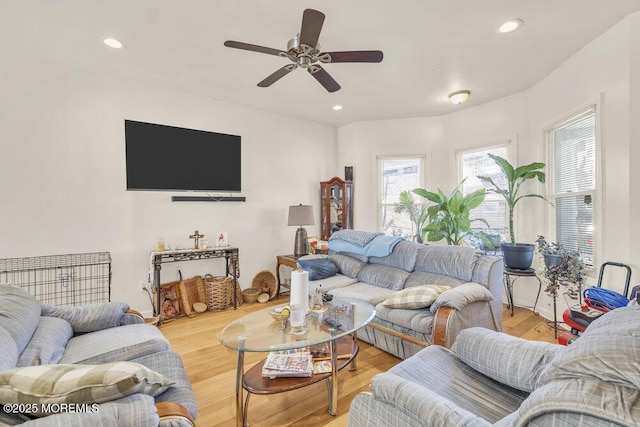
[150,247,239,324]
[275,254,301,296]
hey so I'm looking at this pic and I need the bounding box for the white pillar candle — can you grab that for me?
[290,269,309,313]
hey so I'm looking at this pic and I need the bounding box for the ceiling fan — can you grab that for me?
[224,9,383,93]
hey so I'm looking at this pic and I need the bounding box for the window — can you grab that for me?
[378,155,426,238]
[457,144,509,238]
[546,107,596,267]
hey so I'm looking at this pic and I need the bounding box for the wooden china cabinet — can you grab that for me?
[319,177,353,240]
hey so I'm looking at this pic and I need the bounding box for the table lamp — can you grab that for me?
[288,204,315,256]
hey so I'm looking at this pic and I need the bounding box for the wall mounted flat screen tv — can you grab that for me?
[125,120,241,192]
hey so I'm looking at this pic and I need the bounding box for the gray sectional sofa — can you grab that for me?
[0,284,197,426]
[302,233,503,359]
[349,304,640,426]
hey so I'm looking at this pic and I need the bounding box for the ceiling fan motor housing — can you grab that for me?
[287,35,321,68]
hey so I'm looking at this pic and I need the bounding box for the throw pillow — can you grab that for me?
[297,256,339,281]
[381,285,451,309]
[429,282,493,313]
[0,361,174,416]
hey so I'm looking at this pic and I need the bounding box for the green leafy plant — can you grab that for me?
[477,154,549,245]
[413,180,491,246]
[536,235,584,297]
[393,191,428,243]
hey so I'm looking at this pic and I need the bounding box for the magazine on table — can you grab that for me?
[262,341,313,378]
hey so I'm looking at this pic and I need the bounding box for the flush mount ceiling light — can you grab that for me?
[449,90,471,104]
[332,105,343,111]
[498,19,523,33]
[103,38,124,49]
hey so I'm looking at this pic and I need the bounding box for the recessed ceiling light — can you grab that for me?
[449,90,471,105]
[332,105,343,111]
[498,19,523,33]
[103,38,124,49]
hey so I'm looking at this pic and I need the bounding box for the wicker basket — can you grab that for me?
[251,270,277,300]
[242,287,261,304]
[204,275,233,312]
[177,275,207,317]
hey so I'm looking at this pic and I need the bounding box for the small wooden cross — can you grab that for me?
[189,230,205,249]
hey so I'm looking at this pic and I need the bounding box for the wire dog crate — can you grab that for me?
[0,252,111,306]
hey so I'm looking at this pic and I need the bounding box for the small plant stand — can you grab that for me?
[503,267,542,317]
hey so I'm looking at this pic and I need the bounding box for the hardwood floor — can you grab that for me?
[159,296,557,426]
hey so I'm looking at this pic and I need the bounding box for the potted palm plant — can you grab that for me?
[393,191,428,243]
[477,154,549,270]
[413,180,491,246]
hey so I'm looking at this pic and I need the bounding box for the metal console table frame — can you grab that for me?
[151,247,239,324]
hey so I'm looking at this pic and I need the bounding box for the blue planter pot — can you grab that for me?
[501,243,534,270]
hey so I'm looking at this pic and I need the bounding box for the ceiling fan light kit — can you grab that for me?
[449,90,471,104]
[224,9,383,92]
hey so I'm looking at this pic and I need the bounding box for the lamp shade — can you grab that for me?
[288,204,315,226]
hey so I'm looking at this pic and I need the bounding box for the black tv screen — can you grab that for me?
[125,120,241,192]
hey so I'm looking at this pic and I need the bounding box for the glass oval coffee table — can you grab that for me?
[219,298,375,426]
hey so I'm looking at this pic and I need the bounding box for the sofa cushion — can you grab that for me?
[0,285,42,355]
[306,274,358,295]
[59,324,170,364]
[386,345,529,423]
[17,316,73,367]
[357,264,410,291]
[381,285,451,309]
[414,245,481,282]
[454,327,561,393]
[328,282,395,306]
[0,361,174,414]
[404,271,466,288]
[297,255,339,280]
[369,240,421,272]
[374,304,435,333]
[41,302,131,333]
[430,283,493,313]
[329,254,367,278]
[537,305,640,390]
[0,327,19,371]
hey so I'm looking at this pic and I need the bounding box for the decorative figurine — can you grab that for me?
[189,230,204,249]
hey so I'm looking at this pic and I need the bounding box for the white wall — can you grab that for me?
[337,12,640,323]
[0,53,337,315]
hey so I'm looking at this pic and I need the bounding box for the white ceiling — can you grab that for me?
[2,0,640,126]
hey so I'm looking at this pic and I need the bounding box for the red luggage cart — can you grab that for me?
[558,262,631,345]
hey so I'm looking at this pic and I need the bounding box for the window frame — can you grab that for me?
[376,154,427,237]
[544,104,601,271]
[455,140,513,238]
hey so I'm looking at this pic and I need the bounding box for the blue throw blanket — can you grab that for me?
[329,231,404,257]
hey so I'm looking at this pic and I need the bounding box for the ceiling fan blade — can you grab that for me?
[320,50,384,63]
[299,9,325,48]
[224,40,287,57]
[257,65,298,87]
[308,65,340,93]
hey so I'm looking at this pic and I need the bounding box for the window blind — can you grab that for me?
[550,108,596,265]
